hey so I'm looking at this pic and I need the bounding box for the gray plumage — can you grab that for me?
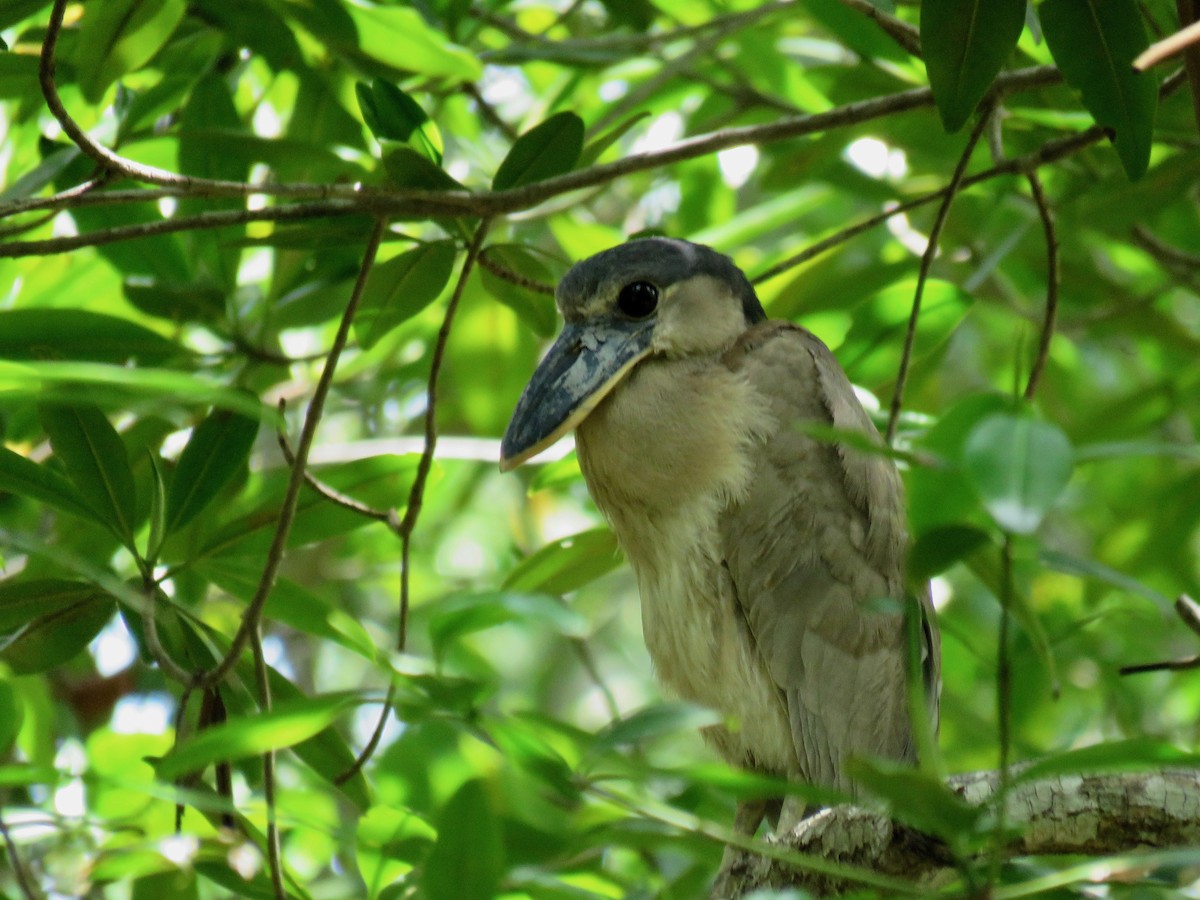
[502,237,940,813]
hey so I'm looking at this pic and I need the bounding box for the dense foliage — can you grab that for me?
[1,0,1199,897]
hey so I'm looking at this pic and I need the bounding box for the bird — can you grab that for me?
[500,237,940,845]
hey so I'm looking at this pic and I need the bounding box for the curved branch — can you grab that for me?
[1023,171,1060,401]
[886,105,993,444]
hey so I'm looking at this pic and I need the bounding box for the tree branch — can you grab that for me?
[720,769,1200,897]
[335,219,492,784]
[194,218,390,691]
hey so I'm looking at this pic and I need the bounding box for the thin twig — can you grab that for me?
[276,405,394,524]
[886,105,993,444]
[1134,19,1200,69]
[1120,595,1200,674]
[194,218,390,692]
[0,806,40,900]
[478,248,556,294]
[335,219,493,784]
[990,534,1015,891]
[1133,223,1200,269]
[251,627,286,900]
[838,0,922,56]
[1023,171,1060,400]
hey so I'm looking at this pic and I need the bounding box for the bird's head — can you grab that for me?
[500,238,767,470]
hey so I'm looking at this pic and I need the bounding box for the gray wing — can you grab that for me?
[719,322,939,794]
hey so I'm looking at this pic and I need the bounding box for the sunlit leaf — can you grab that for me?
[503,528,620,595]
[0,447,100,523]
[1016,739,1200,785]
[0,309,185,364]
[849,757,984,848]
[74,0,187,103]
[155,692,367,781]
[478,244,558,336]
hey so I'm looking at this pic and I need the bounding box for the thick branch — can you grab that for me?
[720,769,1200,897]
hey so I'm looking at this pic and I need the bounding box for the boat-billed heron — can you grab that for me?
[501,237,940,836]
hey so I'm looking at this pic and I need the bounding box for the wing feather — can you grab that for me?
[718,322,938,793]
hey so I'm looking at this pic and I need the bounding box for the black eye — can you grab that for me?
[617,281,658,318]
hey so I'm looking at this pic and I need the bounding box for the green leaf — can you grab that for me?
[40,403,138,546]
[492,112,585,191]
[155,692,366,781]
[346,4,482,81]
[1039,0,1157,179]
[909,524,992,583]
[1015,739,1200,785]
[849,757,984,848]
[0,447,100,524]
[963,413,1073,534]
[908,393,1014,533]
[502,528,620,595]
[0,593,116,675]
[380,148,464,191]
[165,409,259,535]
[198,560,376,662]
[578,111,651,168]
[0,578,108,633]
[427,591,588,663]
[921,0,1025,132]
[355,241,458,350]
[357,806,437,898]
[0,361,273,419]
[422,779,504,900]
[74,0,187,103]
[590,702,723,756]
[478,244,558,336]
[145,453,167,562]
[0,679,23,756]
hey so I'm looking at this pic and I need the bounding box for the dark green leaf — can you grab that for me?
[165,409,259,535]
[0,593,115,675]
[0,309,182,367]
[355,241,458,350]
[1040,0,1157,178]
[502,528,620,595]
[921,0,1025,132]
[40,404,138,545]
[492,112,584,191]
[0,578,108,633]
[0,679,22,756]
[381,148,464,191]
[422,779,504,900]
[0,447,100,523]
[909,524,992,583]
[908,393,1014,533]
[357,80,441,162]
[963,413,1073,534]
[155,692,366,781]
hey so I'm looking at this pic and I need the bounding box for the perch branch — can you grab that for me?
[720,769,1200,897]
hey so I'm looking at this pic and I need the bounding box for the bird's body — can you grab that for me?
[501,237,939,814]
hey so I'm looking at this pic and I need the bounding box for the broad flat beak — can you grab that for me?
[500,317,654,471]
